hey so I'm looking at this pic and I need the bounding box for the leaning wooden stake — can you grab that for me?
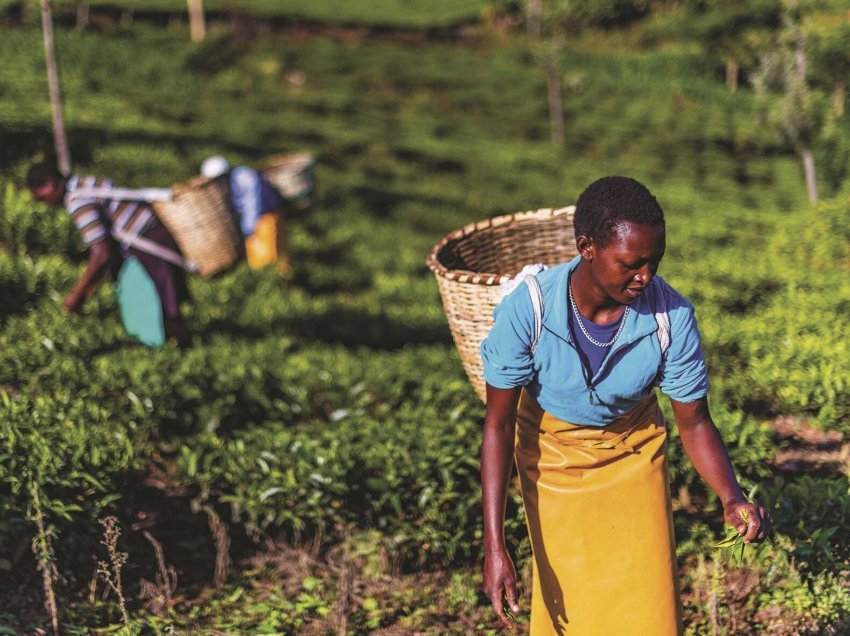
[39,0,71,176]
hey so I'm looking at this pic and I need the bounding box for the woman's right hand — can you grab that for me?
[483,544,521,629]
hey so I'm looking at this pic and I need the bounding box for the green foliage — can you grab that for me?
[650,0,781,74]
[1,14,849,632]
[810,21,850,85]
[34,0,489,28]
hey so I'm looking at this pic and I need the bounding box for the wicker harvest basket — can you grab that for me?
[261,153,315,202]
[426,206,577,402]
[153,174,242,278]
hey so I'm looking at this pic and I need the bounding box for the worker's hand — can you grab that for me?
[483,544,520,630]
[724,498,770,543]
[62,291,84,314]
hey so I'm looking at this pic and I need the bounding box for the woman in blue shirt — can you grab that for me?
[480,177,769,635]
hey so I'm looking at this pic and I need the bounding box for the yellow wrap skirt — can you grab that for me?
[515,391,682,635]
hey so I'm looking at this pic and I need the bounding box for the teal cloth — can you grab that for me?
[116,256,165,347]
[480,255,709,426]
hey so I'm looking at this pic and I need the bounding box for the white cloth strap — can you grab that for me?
[524,276,544,355]
[651,286,671,357]
[498,263,548,354]
[66,186,173,204]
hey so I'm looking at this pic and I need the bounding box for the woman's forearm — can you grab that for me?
[74,241,112,298]
[481,418,515,548]
[672,398,745,506]
[481,385,521,550]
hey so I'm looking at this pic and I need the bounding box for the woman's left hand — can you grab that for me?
[723,499,771,543]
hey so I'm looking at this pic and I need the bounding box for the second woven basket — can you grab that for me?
[427,206,577,402]
[261,153,315,202]
[153,174,242,278]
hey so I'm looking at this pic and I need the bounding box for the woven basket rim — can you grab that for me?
[168,173,221,195]
[425,205,575,286]
[262,152,314,170]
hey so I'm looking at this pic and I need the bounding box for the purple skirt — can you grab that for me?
[127,223,190,318]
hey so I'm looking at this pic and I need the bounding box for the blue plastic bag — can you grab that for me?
[116,256,165,347]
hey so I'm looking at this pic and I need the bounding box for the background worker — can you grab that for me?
[27,160,191,347]
[200,155,289,273]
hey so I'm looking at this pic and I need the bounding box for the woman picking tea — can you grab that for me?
[480,176,769,635]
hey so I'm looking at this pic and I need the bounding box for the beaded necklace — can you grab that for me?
[568,281,629,348]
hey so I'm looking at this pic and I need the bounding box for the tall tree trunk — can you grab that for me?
[188,0,206,43]
[39,0,71,177]
[544,60,564,146]
[725,57,738,92]
[527,0,542,39]
[76,3,88,30]
[833,79,845,117]
[801,147,818,202]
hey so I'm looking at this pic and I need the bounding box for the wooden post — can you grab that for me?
[834,79,845,117]
[76,3,89,30]
[39,0,71,176]
[725,57,738,92]
[188,0,206,43]
[544,59,564,146]
[801,147,818,203]
[527,0,542,39]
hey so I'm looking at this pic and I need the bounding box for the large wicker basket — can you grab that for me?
[152,174,242,278]
[426,206,577,402]
[261,153,315,202]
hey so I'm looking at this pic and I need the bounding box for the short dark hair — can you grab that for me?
[26,160,63,191]
[574,176,664,247]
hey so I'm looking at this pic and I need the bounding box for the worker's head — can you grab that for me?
[573,176,666,305]
[27,160,66,205]
[201,155,230,179]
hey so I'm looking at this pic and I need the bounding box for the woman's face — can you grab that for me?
[579,222,666,305]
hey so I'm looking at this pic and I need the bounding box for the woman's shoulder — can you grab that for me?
[536,261,573,296]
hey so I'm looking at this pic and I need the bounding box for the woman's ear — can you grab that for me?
[575,235,594,261]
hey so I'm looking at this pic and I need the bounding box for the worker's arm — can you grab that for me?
[482,384,523,629]
[64,239,113,313]
[671,396,770,542]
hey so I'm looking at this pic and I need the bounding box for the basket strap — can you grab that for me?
[112,228,198,273]
[524,276,544,355]
[652,285,671,358]
[67,186,173,204]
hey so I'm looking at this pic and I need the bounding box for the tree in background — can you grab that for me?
[528,0,569,145]
[752,0,823,202]
[810,21,850,117]
[525,0,645,145]
[679,0,782,91]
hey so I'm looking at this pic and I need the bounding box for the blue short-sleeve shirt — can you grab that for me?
[480,255,709,426]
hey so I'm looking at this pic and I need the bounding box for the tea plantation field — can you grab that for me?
[1,17,849,634]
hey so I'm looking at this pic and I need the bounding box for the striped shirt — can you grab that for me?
[64,175,156,246]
